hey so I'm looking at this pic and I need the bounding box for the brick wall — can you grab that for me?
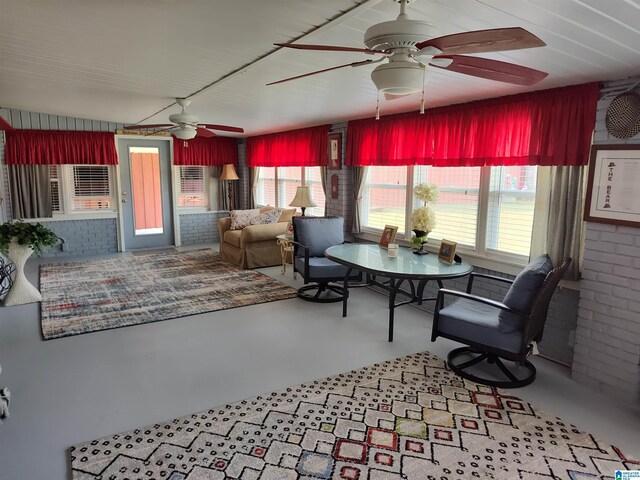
[572,75,640,404]
[32,218,119,257]
[179,211,229,246]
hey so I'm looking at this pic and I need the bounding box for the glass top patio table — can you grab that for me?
[325,244,473,341]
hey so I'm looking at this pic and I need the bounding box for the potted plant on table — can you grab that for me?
[0,220,58,306]
[410,183,439,254]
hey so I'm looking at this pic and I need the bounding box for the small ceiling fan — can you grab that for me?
[269,0,548,100]
[125,98,244,140]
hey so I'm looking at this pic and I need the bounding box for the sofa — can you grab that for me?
[218,206,296,269]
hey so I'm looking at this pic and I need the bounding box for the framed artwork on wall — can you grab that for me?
[584,145,640,228]
[328,133,342,170]
[331,174,339,199]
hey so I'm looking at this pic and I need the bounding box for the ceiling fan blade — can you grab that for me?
[432,55,548,86]
[125,124,173,130]
[416,27,545,55]
[200,124,244,133]
[384,93,412,101]
[196,127,216,138]
[267,60,374,86]
[275,43,391,56]
[0,116,14,130]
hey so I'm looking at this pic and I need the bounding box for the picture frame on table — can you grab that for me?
[584,145,640,228]
[328,132,342,170]
[438,239,457,264]
[379,225,398,248]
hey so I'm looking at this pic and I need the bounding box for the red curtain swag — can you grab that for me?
[346,82,599,167]
[173,136,238,166]
[246,124,331,167]
[5,130,118,165]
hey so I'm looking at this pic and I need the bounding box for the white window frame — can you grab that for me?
[176,165,210,211]
[48,164,116,217]
[360,165,540,266]
[256,166,325,216]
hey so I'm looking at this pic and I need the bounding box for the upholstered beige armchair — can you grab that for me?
[218,207,296,269]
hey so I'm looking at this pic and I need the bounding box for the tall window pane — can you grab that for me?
[305,167,325,217]
[413,166,480,247]
[362,166,407,234]
[256,167,276,207]
[486,166,537,256]
[277,167,302,208]
[49,165,61,213]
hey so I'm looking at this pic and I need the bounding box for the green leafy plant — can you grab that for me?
[0,221,59,256]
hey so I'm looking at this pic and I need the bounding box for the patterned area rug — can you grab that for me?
[40,250,298,340]
[70,352,636,479]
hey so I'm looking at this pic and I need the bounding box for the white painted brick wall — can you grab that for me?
[573,75,640,404]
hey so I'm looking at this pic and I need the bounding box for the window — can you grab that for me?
[256,167,325,216]
[361,166,408,234]
[178,166,208,208]
[413,166,480,247]
[486,166,537,257]
[361,165,538,261]
[48,165,115,215]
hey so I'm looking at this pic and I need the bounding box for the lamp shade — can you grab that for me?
[219,163,239,181]
[289,186,317,208]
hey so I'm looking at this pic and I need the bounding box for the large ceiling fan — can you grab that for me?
[125,98,244,140]
[269,0,548,100]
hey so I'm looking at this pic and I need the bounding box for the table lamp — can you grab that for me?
[289,186,316,216]
[219,163,239,211]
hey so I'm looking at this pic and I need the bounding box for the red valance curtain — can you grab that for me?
[5,130,118,165]
[173,136,238,166]
[347,82,599,167]
[246,124,330,167]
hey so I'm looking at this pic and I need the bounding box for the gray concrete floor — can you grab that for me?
[0,245,639,480]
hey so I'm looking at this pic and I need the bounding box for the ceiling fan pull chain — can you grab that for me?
[420,67,426,115]
[376,91,381,120]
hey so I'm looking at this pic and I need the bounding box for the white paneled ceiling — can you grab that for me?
[1,0,639,135]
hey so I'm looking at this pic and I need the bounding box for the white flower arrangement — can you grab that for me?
[414,183,439,204]
[411,206,437,234]
[411,183,439,250]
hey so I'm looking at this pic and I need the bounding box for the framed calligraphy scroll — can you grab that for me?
[585,145,640,227]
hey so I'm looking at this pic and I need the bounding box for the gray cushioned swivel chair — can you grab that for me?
[292,216,361,303]
[431,255,571,388]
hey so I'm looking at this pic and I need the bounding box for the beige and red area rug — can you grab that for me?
[40,250,297,340]
[70,352,637,479]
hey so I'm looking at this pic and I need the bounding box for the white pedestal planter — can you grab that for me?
[3,240,41,306]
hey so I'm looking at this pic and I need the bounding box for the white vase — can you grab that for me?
[3,239,41,306]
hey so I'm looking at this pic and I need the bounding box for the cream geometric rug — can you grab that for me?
[40,250,298,340]
[70,352,637,479]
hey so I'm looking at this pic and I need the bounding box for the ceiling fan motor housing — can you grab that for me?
[364,17,438,51]
[168,112,198,126]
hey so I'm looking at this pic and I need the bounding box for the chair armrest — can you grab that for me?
[437,288,525,317]
[241,222,288,243]
[466,272,514,294]
[218,217,231,239]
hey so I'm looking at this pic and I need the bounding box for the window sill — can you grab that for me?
[23,212,118,222]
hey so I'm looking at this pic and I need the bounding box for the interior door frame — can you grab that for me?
[114,135,181,251]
